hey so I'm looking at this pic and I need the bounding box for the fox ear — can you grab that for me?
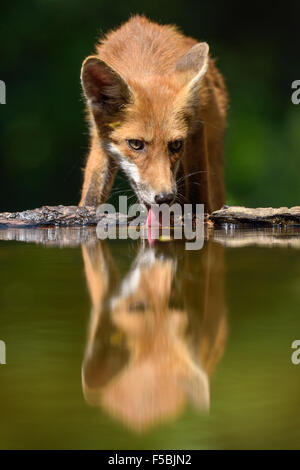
[81,56,133,118]
[175,42,209,93]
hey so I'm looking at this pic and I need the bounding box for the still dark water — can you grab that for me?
[1,227,300,449]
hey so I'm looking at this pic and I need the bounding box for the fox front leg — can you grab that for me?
[80,142,118,207]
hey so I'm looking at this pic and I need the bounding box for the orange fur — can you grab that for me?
[80,15,228,212]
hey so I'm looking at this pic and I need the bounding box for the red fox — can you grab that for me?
[80,15,228,213]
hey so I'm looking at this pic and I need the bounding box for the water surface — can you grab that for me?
[1,227,300,449]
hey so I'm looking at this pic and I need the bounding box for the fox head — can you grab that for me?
[81,42,209,206]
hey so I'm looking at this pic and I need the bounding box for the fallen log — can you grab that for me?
[0,205,127,228]
[211,206,300,226]
[1,204,300,229]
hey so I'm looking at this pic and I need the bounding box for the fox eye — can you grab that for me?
[127,139,144,151]
[168,140,183,153]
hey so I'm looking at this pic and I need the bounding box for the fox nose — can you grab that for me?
[154,192,175,205]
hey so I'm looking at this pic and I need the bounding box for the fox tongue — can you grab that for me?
[146,207,160,246]
[146,206,160,227]
[146,206,153,227]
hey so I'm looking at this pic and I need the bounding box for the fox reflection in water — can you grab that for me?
[81,240,227,432]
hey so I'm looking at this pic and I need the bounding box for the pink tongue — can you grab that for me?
[146,207,152,227]
[147,206,160,227]
[146,207,159,246]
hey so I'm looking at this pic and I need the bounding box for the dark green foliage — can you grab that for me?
[1,1,299,210]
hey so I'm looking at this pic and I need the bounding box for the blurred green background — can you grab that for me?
[1,0,299,211]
